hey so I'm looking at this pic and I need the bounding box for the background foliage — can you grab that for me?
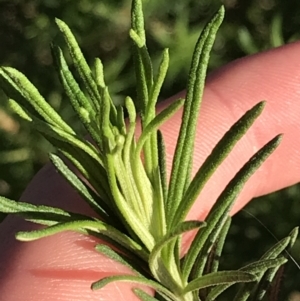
[0,0,300,299]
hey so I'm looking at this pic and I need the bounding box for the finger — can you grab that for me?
[1,41,300,300]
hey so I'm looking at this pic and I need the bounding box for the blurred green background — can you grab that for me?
[0,0,300,299]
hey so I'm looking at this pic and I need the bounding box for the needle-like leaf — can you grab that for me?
[92,275,178,301]
[0,67,74,134]
[49,153,120,226]
[167,6,225,224]
[55,18,100,111]
[183,134,282,281]
[184,270,256,294]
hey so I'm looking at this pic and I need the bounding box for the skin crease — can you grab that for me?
[1,41,300,300]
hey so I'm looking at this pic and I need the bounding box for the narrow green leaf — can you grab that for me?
[149,168,167,242]
[157,130,168,204]
[131,46,154,176]
[131,43,148,114]
[122,98,151,229]
[123,96,136,162]
[191,216,230,279]
[99,84,119,134]
[122,98,148,217]
[131,0,146,45]
[140,47,154,95]
[8,98,32,121]
[230,232,292,301]
[30,119,110,200]
[92,275,178,301]
[130,0,154,123]
[31,117,102,165]
[5,80,109,201]
[131,0,152,94]
[55,18,100,111]
[243,257,287,275]
[167,6,225,224]
[209,217,231,273]
[197,217,232,301]
[16,219,148,260]
[183,270,256,294]
[285,227,300,270]
[113,152,146,218]
[288,227,299,249]
[130,29,144,48]
[116,105,127,136]
[182,134,282,281]
[233,260,286,301]
[52,45,94,115]
[51,45,103,149]
[54,143,112,207]
[100,86,115,148]
[146,48,169,122]
[261,236,291,260]
[94,58,105,88]
[140,50,169,188]
[135,98,184,158]
[16,219,103,241]
[171,101,265,226]
[8,99,110,204]
[0,67,74,134]
[0,196,85,226]
[49,153,118,223]
[0,196,70,216]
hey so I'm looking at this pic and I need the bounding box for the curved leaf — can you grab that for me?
[16,219,148,261]
[184,270,256,294]
[92,275,178,301]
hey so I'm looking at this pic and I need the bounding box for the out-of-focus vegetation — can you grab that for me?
[0,0,300,298]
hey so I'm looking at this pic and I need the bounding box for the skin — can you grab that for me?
[1,41,300,300]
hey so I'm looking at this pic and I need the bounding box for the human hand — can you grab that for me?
[1,41,300,300]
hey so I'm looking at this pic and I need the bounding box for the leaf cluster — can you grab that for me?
[0,1,297,300]
[2,0,300,202]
